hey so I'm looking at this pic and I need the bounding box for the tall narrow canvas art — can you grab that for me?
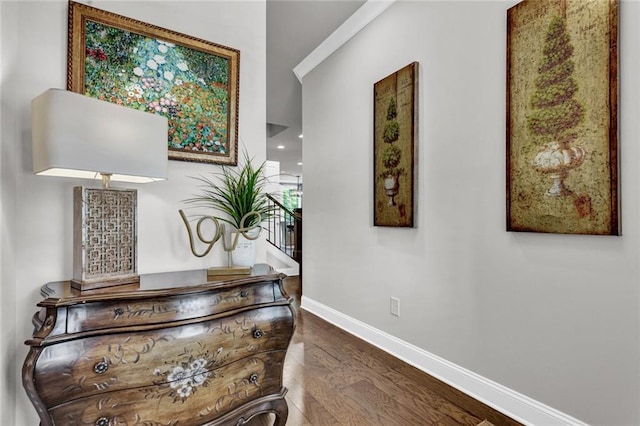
[374,62,418,227]
[506,0,618,235]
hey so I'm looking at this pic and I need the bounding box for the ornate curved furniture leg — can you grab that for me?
[23,347,52,426]
[271,395,289,426]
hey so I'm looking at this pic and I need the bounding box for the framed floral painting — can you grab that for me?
[67,1,240,165]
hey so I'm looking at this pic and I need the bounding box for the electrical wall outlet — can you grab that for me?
[390,297,400,317]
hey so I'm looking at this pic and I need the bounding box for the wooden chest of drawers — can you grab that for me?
[23,265,295,426]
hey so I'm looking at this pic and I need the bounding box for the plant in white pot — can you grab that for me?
[183,151,272,268]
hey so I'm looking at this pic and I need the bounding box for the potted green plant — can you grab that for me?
[184,150,273,267]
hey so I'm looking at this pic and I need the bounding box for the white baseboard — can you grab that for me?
[301,296,588,426]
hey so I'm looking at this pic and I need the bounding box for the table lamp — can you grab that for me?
[32,89,168,291]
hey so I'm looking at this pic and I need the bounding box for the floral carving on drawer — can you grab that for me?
[112,295,212,320]
[113,287,264,320]
[148,344,229,403]
[33,306,290,409]
[47,353,283,426]
[197,356,271,418]
[109,335,167,365]
[211,316,264,352]
[66,283,276,334]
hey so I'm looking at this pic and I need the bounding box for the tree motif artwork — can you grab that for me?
[381,97,403,207]
[528,16,586,197]
[507,0,618,235]
[374,63,418,227]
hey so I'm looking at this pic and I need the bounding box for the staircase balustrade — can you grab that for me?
[266,194,302,270]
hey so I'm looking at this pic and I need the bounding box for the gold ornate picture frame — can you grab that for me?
[67,1,240,165]
[506,0,619,235]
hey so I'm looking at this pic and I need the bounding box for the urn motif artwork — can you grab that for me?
[374,62,418,227]
[506,0,618,235]
[381,98,402,206]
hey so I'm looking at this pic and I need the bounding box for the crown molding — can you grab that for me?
[293,0,396,82]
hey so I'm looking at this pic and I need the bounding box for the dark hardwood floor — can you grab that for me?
[248,276,520,426]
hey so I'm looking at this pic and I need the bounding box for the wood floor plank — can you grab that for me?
[310,337,448,422]
[348,377,448,425]
[337,343,481,426]
[295,313,466,424]
[247,276,522,426]
[286,309,450,424]
[284,396,313,426]
[284,378,333,425]
[283,353,378,425]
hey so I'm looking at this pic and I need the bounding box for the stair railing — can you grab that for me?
[265,194,302,267]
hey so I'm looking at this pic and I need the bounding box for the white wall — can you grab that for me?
[302,1,640,425]
[0,1,266,425]
[1,1,19,423]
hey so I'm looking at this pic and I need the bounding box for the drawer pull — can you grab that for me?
[249,373,259,384]
[240,290,249,298]
[93,361,109,374]
[114,307,124,316]
[95,417,109,426]
[253,329,264,339]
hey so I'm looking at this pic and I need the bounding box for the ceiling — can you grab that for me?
[266,0,366,182]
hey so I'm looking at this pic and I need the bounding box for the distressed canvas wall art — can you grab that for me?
[374,62,418,227]
[506,0,618,235]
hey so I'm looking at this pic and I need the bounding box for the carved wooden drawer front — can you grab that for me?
[34,305,293,408]
[23,267,294,426]
[48,351,287,426]
[66,282,277,333]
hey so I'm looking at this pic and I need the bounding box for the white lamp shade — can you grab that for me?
[32,89,168,183]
